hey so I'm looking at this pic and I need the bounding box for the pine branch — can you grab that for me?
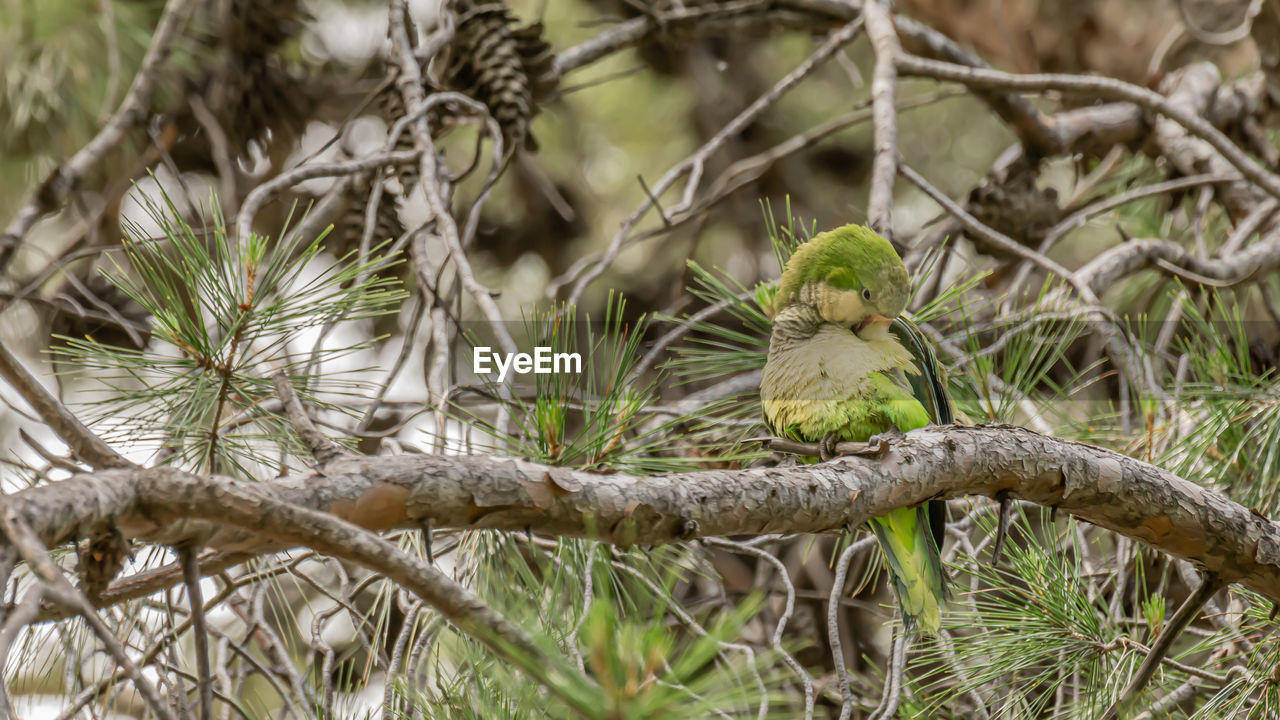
[8,425,1280,611]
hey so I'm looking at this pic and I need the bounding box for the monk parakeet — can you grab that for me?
[761,224,952,635]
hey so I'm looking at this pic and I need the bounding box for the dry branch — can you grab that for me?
[863,0,900,240]
[0,0,199,272]
[895,53,1280,202]
[548,0,1061,155]
[273,372,349,466]
[387,3,519,358]
[553,14,866,305]
[1101,571,1223,720]
[1077,228,1280,293]
[145,464,600,715]
[0,341,130,469]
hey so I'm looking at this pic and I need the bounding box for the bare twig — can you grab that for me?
[895,53,1280,203]
[706,538,815,718]
[866,630,907,720]
[235,151,419,245]
[631,289,754,381]
[0,509,176,720]
[1177,0,1263,45]
[829,534,877,719]
[31,549,253,623]
[189,95,238,217]
[549,0,1062,155]
[554,14,866,305]
[272,372,349,466]
[0,340,131,469]
[1101,572,1223,720]
[1042,172,1240,252]
[0,585,43,716]
[140,472,602,717]
[989,493,1013,567]
[177,543,213,720]
[387,4,517,357]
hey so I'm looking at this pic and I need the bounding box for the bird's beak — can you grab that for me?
[855,314,892,334]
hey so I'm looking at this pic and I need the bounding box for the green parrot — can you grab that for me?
[760,223,952,635]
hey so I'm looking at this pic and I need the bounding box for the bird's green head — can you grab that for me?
[775,224,910,337]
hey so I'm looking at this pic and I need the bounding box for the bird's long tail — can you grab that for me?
[870,505,950,635]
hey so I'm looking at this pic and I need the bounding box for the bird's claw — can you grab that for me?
[820,430,902,461]
[819,434,839,461]
[990,492,1012,568]
[421,520,435,564]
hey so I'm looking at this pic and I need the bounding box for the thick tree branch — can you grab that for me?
[8,425,1280,609]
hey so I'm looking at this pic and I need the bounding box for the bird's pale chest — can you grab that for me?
[760,323,914,429]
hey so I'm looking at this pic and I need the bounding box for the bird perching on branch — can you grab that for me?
[761,224,953,635]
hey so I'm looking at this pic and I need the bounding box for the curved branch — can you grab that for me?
[1077,227,1280,293]
[7,425,1280,608]
[0,341,130,469]
[136,471,601,716]
[0,0,200,271]
[895,53,1280,203]
[547,0,1061,155]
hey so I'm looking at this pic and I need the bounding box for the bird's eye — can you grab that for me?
[861,288,872,301]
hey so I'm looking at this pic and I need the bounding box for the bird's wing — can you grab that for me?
[890,315,954,425]
[889,314,954,555]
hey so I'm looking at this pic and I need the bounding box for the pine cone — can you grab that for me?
[377,84,423,191]
[444,0,556,153]
[190,0,311,151]
[337,176,407,257]
[77,527,131,603]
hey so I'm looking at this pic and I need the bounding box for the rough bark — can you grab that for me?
[9,424,1280,606]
